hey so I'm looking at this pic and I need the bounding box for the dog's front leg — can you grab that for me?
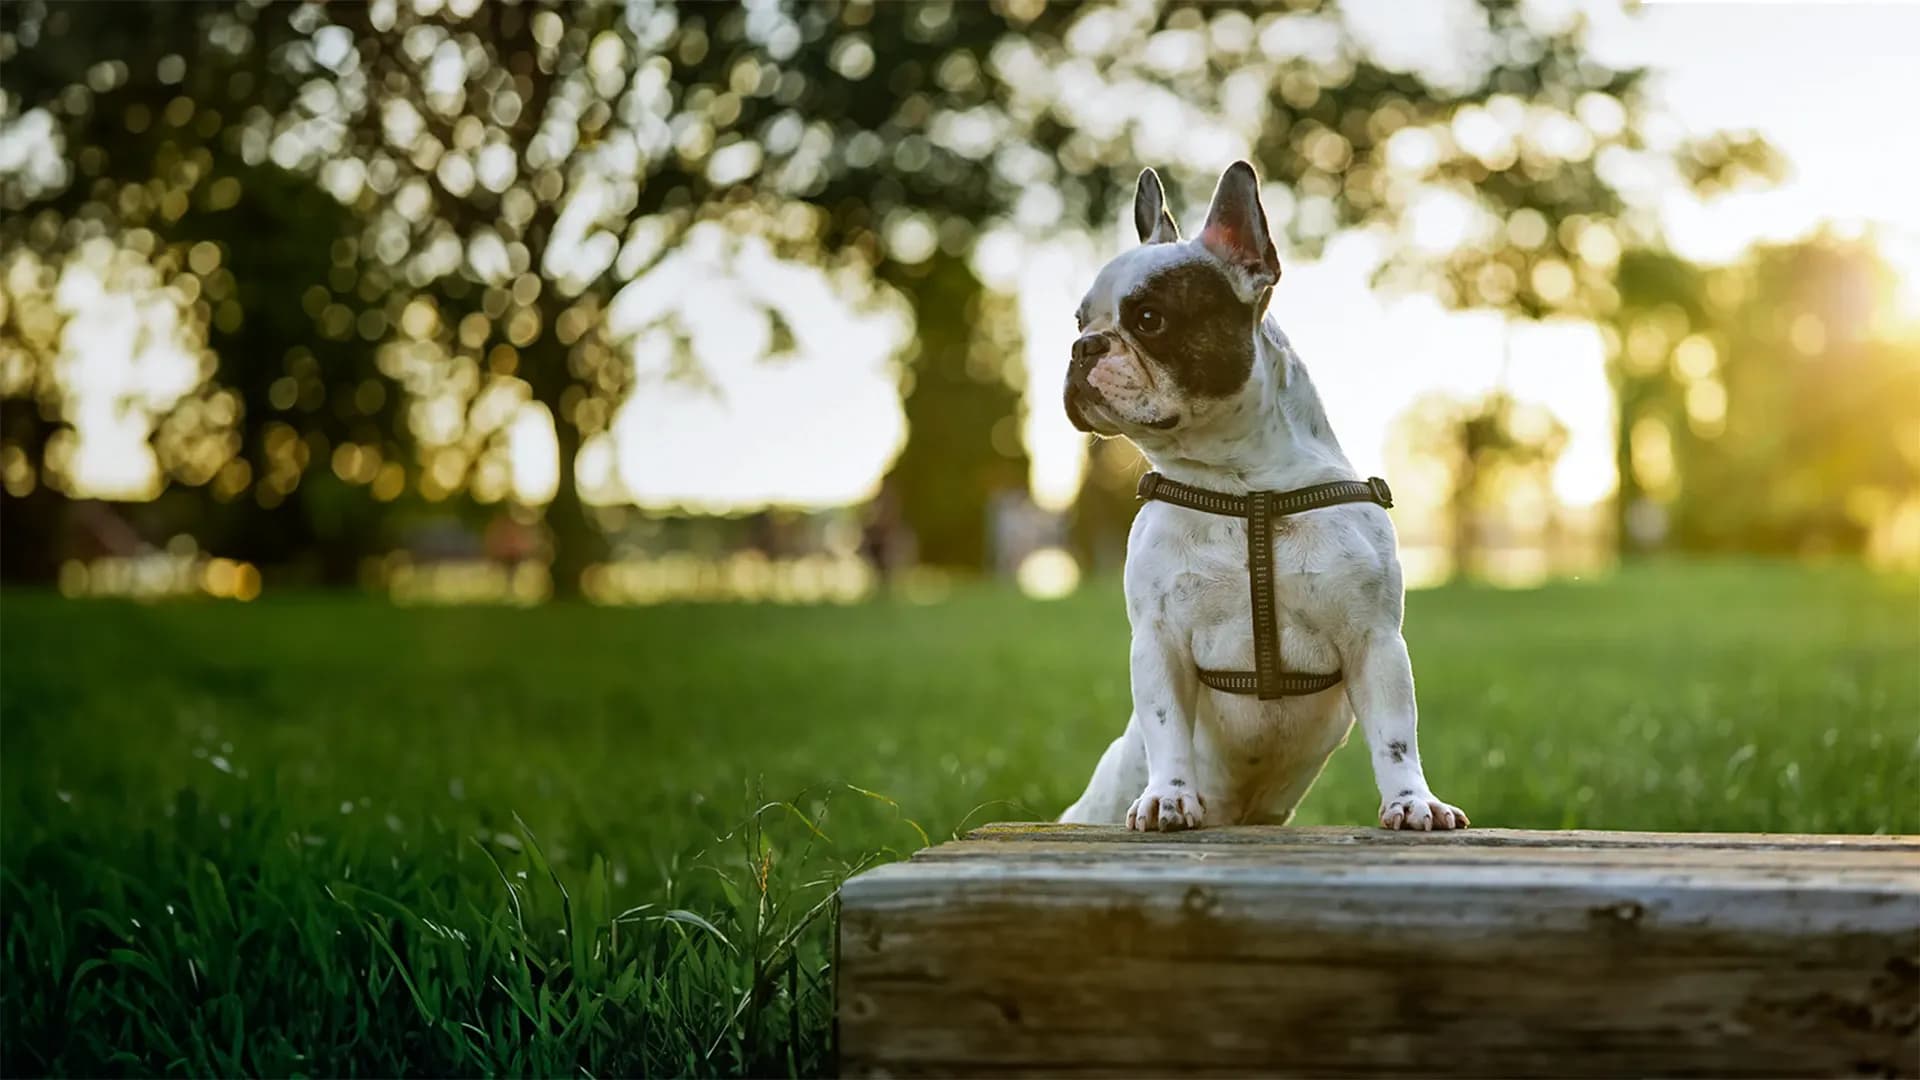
[1344,628,1469,831]
[1125,621,1206,831]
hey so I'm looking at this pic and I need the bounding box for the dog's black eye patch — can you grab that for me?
[1120,259,1257,398]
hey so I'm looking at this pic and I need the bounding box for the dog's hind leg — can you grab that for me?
[1058,716,1147,824]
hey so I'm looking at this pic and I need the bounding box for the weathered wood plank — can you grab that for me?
[838,826,1920,1077]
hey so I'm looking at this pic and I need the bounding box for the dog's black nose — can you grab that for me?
[1071,332,1110,365]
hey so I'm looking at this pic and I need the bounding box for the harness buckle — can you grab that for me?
[1368,476,1394,508]
[1136,472,1162,501]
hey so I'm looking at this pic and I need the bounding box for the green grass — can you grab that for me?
[3,561,1916,1075]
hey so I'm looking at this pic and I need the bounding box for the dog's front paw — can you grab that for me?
[1126,783,1206,832]
[1379,791,1469,831]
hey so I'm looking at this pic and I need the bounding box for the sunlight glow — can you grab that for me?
[582,553,872,605]
[58,537,260,601]
[506,402,559,506]
[53,247,202,500]
[603,230,911,512]
[1016,546,1082,600]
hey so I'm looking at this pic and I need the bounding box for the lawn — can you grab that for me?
[3,561,1916,1076]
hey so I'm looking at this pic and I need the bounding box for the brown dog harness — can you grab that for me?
[1135,471,1394,700]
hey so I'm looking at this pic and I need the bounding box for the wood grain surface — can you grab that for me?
[838,826,1920,1077]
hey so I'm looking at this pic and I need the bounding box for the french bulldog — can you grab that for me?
[1058,161,1468,832]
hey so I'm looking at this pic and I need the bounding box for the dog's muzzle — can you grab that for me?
[1064,331,1113,431]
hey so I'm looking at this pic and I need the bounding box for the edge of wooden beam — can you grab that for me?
[962,822,1920,851]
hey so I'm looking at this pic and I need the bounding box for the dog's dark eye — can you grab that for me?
[1132,307,1166,336]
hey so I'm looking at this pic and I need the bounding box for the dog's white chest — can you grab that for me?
[1126,506,1345,680]
[1121,502,1364,823]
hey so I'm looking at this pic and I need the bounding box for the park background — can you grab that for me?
[1,0,1916,1075]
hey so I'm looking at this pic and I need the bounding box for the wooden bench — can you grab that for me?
[837,824,1920,1077]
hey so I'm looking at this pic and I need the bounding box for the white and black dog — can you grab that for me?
[1059,161,1468,833]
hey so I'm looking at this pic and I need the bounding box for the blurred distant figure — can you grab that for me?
[407,520,485,566]
[987,487,1068,581]
[745,510,805,561]
[67,501,150,562]
[745,511,777,558]
[860,480,915,587]
[484,513,544,568]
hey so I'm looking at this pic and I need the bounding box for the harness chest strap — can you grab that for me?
[1135,471,1394,700]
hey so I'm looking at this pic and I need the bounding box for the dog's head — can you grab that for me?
[1063,161,1282,440]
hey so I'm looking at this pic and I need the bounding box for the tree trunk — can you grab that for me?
[1612,364,1647,561]
[0,483,64,584]
[0,402,64,584]
[540,409,598,600]
[519,307,598,601]
[882,255,1027,572]
[1450,432,1477,582]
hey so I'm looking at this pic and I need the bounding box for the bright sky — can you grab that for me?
[591,226,910,512]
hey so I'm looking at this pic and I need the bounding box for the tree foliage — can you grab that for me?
[1,1,402,581]
[1613,235,1918,556]
[1390,387,1569,575]
[0,0,1805,587]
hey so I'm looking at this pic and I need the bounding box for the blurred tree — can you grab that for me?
[886,258,1029,568]
[0,0,405,582]
[0,0,224,578]
[1068,436,1146,576]
[286,0,1054,586]
[295,0,1789,584]
[1603,235,1917,560]
[1606,247,1707,555]
[6,0,1789,589]
[1670,236,1917,555]
[1391,389,1568,578]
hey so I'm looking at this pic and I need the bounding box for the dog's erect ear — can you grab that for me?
[1133,167,1180,245]
[1199,160,1280,300]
